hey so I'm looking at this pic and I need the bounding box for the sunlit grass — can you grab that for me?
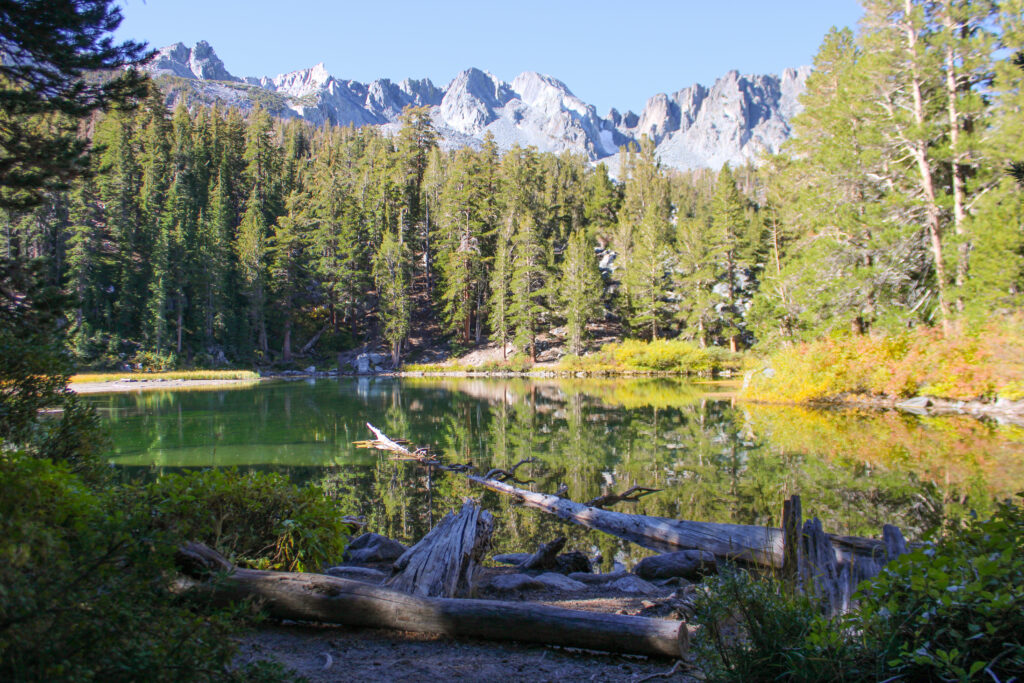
[70,370,259,383]
[558,338,741,376]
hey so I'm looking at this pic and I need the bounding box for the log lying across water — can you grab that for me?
[176,543,687,659]
[469,476,893,570]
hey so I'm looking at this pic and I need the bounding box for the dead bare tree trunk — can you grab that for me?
[470,478,899,573]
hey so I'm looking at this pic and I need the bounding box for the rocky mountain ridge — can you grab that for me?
[145,41,810,171]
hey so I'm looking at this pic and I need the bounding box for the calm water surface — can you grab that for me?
[84,377,1024,565]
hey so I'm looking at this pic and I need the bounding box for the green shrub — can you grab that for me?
[134,469,352,571]
[692,568,846,683]
[557,338,739,375]
[0,454,277,682]
[693,500,1024,682]
[851,498,1024,681]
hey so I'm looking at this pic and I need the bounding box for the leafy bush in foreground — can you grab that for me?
[0,454,243,681]
[693,498,1024,682]
[133,468,352,571]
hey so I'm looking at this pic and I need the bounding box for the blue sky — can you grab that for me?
[114,0,864,114]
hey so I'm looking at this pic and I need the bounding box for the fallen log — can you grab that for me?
[176,542,687,659]
[359,426,896,579]
[386,500,493,598]
[469,476,893,569]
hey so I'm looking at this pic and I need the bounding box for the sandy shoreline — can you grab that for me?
[70,378,261,394]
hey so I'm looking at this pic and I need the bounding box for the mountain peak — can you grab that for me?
[143,41,808,171]
[147,40,236,82]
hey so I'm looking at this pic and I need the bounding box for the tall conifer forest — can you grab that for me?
[6,0,1024,369]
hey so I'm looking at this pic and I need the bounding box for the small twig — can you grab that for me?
[483,457,537,484]
[586,485,662,509]
[634,659,692,682]
[321,652,333,670]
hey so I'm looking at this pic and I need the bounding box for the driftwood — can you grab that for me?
[356,422,473,472]
[354,423,440,465]
[386,500,493,598]
[359,426,903,590]
[585,485,662,509]
[176,542,688,659]
[299,324,328,355]
[470,476,899,571]
[517,536,565,571]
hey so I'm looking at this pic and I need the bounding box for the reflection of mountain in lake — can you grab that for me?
[85,378,1024,564]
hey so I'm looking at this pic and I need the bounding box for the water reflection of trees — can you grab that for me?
[93,378,1022,563]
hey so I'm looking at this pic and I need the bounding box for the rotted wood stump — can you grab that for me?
[386,499,494,598]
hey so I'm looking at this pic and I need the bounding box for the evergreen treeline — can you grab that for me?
[6,0,1024,369]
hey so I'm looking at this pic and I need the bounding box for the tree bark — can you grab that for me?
[176,543,687,659]
[386,500,493,598]
[903,0,951,333]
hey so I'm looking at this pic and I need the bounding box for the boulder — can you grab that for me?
[355,353,371,374]
[343,532,407,564]
[895,396,932,415]
[535,572,588,591]
[567,570,628,585]
[555,550,592,574]
[610,575,659,595]
[633,550,717,581]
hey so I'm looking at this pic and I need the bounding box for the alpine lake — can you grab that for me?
[84,377,1024,568]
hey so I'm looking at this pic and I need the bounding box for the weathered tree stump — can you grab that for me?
[778,494,911,617]
[386,500,493,598]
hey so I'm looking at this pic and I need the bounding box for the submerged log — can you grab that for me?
[177,542,688,659]
[470,476,894,570]
[386,500,493,598]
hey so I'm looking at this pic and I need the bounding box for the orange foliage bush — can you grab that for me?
[743,315,1024,403]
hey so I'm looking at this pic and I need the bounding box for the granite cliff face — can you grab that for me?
[146,42,808,171]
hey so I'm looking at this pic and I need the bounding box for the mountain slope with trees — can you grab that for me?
[3,0,1023,379]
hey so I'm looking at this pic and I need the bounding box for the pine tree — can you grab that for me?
[508,214,549,362]
[64,176,109,354]
[395,105,438,251]
[559,229,603,355]
[435,149,486,344]
[269,192,310,362]
[373,229,412,366]
[236,186,270,357]
[489,216,514,358]
[617,138,672,338]
[710,165,749,352]
[0,0,149,209]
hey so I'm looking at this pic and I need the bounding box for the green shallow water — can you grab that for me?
[84,377,1024,565]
